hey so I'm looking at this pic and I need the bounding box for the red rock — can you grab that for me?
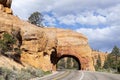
[0,8,107,71]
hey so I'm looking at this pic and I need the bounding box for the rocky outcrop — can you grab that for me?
[0,0,12,14]
[0,10,108,71]
[56,29,94,70]
[45,28,95,71]
[0,55,24,70]
[0,11,57,71]
[0,0,12,8]
[92,50,108,67]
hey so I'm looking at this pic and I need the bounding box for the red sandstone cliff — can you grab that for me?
[0,4,107,71]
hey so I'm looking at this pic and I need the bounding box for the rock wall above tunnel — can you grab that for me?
[45,28,95,71]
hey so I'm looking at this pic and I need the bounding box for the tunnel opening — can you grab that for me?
[56,55,81,70]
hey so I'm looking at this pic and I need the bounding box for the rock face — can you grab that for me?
[92,50,108,67]
[0,11,57,71]
[56,29,93,70]
[0,0,12,14]
[0,55,24,70]
[0,10,107,71]
[45,28,95,70]
[0,0,12,8]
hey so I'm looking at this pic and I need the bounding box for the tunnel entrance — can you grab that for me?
[56,55,81,70]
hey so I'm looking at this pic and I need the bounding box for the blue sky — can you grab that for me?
[11,0,120,52]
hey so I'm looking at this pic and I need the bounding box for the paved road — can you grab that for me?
[31,70,120,80]
[83,71,120,80]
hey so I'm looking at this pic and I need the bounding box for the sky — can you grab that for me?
[11,0,120,52]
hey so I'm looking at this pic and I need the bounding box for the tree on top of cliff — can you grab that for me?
[28,11,44,27]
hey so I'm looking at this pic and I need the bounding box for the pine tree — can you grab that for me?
[111,45,120,71]
[28,11,44,27]
[103,54,114,69]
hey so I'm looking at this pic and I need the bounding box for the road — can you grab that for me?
[31,70,120,80]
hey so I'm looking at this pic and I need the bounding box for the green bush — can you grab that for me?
[44,71,51,75]
[0,32,22,63]
[16,71,32,80]
[20,67,44,78]
[0,32,16,54]
[0,67,17,80]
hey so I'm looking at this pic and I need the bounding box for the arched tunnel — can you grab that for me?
[56,55,81,70]
[50,48,81,70]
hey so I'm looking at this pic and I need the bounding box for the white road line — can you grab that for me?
[79,71,84,80]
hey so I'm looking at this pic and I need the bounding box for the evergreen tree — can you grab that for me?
[28,11,44,27]
[103,54,114,69]
[111,46,120,71]
[103,46,120,72]
[111,46,120,56]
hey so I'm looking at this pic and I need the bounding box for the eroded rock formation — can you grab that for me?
[0,9,107,71]
[92,50,108,67]
[0,0,12,14]
[45,28,95,70]
[0,10,58,71]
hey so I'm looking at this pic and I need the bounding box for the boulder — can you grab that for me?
[0,0,12,14]
[0,0,12,8]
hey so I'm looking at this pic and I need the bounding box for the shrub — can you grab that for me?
[44,71,51,75]
[0,67,51,80]
[0,67,16,80]
[0,32,16,55]
[16,70,32,80]
[16,67,44,79]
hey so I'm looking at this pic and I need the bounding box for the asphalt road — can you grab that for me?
[31,70,120,80]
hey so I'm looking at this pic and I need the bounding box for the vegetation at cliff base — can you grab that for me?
[0,32,16,53]
[0,67,51,80]
[0,32,51,80]
[0,32,22,63]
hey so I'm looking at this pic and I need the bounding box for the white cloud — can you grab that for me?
[12,0,56,19]
[43,15,56,26]
[52,0,120,16]
[58,15,76,25]
[75,14,106,25]
[97,4,120,26]
[12,0,120,26]
[54,12,107,26]
[76,26,120,52]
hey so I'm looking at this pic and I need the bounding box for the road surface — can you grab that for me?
[31,70,120,80]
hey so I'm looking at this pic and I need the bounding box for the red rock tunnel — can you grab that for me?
[56,55,81,70]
